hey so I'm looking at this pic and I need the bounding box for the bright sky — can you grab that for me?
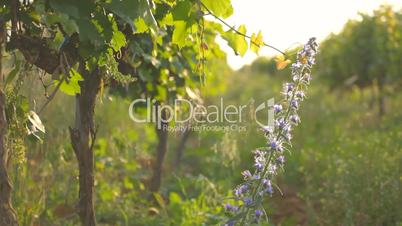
[221,0,402,70]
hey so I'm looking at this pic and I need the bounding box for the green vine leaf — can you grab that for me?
[201,0,233,19]
[42,13,78,35]
[57,69,84,96]
[134,18,150,33]
[111,27,127,52]
[172,1,192,21]
[222,25,248,56]
[172,21,188,48]
[76,19,104,45]
[103,0,157,32]
[250,31,264,54]
[5,61,21,87]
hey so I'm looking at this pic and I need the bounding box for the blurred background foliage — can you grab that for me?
[3,4,402,226]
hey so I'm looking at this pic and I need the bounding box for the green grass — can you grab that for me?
[11,70,402,225]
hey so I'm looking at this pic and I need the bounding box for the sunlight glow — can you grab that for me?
[221,0,402,70]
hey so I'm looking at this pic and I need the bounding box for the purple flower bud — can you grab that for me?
[284,132,292,141]
[244,197,252,206]
[290,100,299,109]
[234,188,242,197]
[235,184,249,197]
[276,118,286,129]
[268,164,278,174]
[303,74,311,83]
[242,170,252,180]
[224,203,233,211]
[255,209,263,219]
[269,138,283,152]
[265,186,274,194]
[253,149,265,157]
[225,221,235,226]
[284,83,295,92]
[289,114,300,124]
[308,56,316,65]
[295,91,305,99]
[292,62,302,71]
[262,126,273,134]
[263,179,271,187]
[283,124,292,133]
[273,104,283,113]
[277,156,285,164]
[235,184,247,196]
[225,204,238,212]
[254,162,264,171]
[270,140,278,150]
[241,184,249,192]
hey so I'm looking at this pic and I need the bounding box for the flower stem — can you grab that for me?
[239,76,303,225]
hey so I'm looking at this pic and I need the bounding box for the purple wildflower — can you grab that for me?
[289,114,300,124]
[235,184,249,196]
[276,118,286,129]
[269,140,278,149]
[265,186,274,194]
[269,138,283,152]
[290,99,299,109]
[224,221,235,226]
[226,205,238,212]
[273,104,283,113]
[255,209,263,219]
[284,132,292,141]
[268,164,278,175]
[292,62,302,71]
[253,149,266,157]
[225,203,233,211]
[228,38,318,225]
[263,179,271,187]
[277,156,285,164]
[234,187,242,197]
[254,162,264,171]
[244,198,252,206]
[262,126,273,134]
[242,170,252,180]
[308,57,315,65]
[295,91,305,99]
[283,123,292,132]
[284,83,295,92]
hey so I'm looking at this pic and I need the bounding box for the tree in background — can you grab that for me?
[0,19,18,226]
[0,0,285,225]
[317,5,402,116]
